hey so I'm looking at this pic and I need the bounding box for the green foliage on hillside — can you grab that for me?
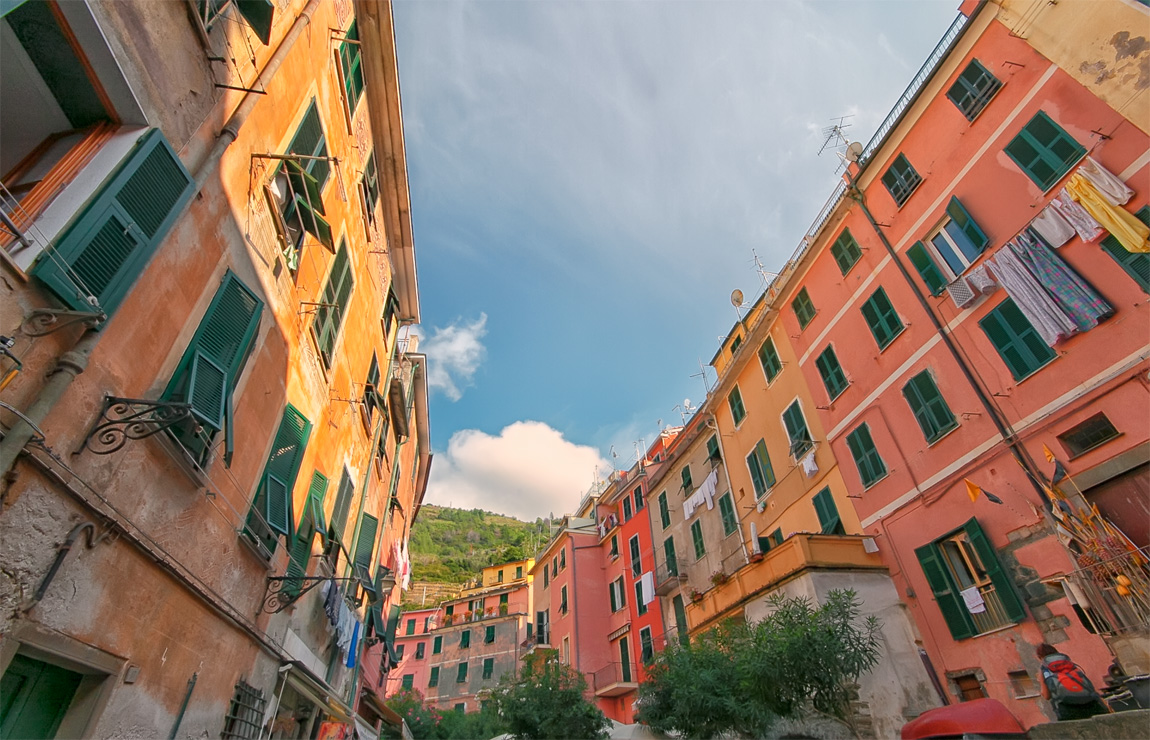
[409,505,550,583]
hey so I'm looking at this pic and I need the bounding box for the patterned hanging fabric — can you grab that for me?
[1051,188,1104,242]
[988,246,1078,346]
[1009,230,1113,333]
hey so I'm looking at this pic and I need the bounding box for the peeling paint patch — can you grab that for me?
[1111,31,1149,62]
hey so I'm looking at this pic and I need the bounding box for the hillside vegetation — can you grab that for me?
[409,505,550,583]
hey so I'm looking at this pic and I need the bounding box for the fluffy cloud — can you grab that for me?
[425,421,611,521]
[418,313,487,401]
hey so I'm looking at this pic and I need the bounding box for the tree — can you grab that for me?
[490,657,610,740]
[635,589,881,739]
[383,689,442,739]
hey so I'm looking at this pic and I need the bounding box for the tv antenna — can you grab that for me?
[690,359,712,394]
[819,115,855,172]
[752,250,780,289]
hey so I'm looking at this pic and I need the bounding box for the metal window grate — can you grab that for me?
[222,680,266,740]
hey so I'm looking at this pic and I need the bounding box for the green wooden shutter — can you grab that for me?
[861,288,903,348]
[759,338,782,381]
[32,129,194,315]
[846,423,887,488]
[691,520,705,558]
[903,371,957,442]
[946,197,989,252]
[963,518,1026,623]
[831,229,862,275]
[1101,207,1150,293]
[235,0,274,44]
[330,471,355,545]
[433,636,442,654]
[747,447,765,497]
[485,626,495,643]
[947,60,1001,121]
[609,580,618,612]
[728,386,746,424]
[1005,112,1085,190]
[782,402,812,457]
[287,102,330,187]
[339,21,364,104]
[354,513,379,572]
[663,536,678,576]
[260,405,311,537]
[792,288,816,328]
[283,499,314,597]
[719,493,737,536]
[658,492,670,528]
[313,242,354,369]
[756,440,776,488]
[812,487,844,535]
[305,471,329,539]
[915,541,975,640]
[906,242,948,296]
[815,346,848,399]
[979,299,1056,380]
[460,630,470,648]
[681,466,692,491]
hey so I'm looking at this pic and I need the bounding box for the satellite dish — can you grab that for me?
[845,141,864,163]
[730,289,744,307]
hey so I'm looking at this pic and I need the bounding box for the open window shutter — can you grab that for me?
[261,406,311,538]
[902,376,936,439]
[906,242,948,296]
[307,471,329,542]
[285,160,326,215]
[914,542,974,640]
[963,518,1026,623]
[946,197,988,252]
[746,450,765,496]
[330,472,354,544]
[294,196,334,253]
[385,604,402,644]
[187,352,228,431]
[757,441,775,487]
[354,513,379,571]
[283,501,313,597]
[235,0,274,44]
[813,488,842,534]
[32,129,194,314]
[368,571,386,636]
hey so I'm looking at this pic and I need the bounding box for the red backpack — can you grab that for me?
[1042,657,1100,705]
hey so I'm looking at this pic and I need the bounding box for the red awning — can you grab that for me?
[901,698,1026,740]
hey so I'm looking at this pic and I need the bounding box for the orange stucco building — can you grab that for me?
[0,1,430,738]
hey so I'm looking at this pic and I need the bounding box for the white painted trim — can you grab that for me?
[1118,148,1150,182]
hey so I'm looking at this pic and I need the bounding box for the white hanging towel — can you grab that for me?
[801,450,818,477]
[640,572,655,605]
[1051,189,1104,242]
[698,468,719,510]
[1030,206,1076,247]
[960,586,987,614]
[1078,156,1134,206]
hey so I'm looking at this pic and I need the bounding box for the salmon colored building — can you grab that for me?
[759,0,1148,728]
[372,606,437,703]
[0,1,430,737]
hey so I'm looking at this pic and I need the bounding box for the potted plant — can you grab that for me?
[749,550,764,563]
[443,614,454,626]
[499,603,509,616]
[688,588,704,604]
[710,570,729,587]
[465,610,474,622]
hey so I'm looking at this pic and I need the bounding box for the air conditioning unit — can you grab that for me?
[946,277,978,309]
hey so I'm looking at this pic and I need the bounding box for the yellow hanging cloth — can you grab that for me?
[1065,173,1150,253]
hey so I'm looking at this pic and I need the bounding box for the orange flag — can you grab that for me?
[965,479,1003,504]
[1043,444,1057,463]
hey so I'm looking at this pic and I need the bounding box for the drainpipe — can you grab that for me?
[844,175,1050,502]
[705,415,749,564]
[0,0,322,484]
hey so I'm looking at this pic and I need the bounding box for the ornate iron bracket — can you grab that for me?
[79,396,195,455]
[22,308,105,337]
[263,575,359,614]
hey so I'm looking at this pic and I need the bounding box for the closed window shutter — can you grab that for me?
[609,581,617,612]
[1101,207,1150,293]
[847,424,887,487]
[831,229,862,274]
[354,513,379,572]
[747,449,765,496]
[330,471,355,544]
[915,542,975,640]
[691,521,705,558]
[759,338,782,380]
[862,288,903,348]
[962,518,1026,623]
[756,440,776,488]
[283,499,314,597]
[33,130,194,315]
[260,405,312,537]
[783,403,811,457]
[1005,112,1084,190]
[314,242,354,368]
[339,21,364,104]
[813,487,844,535]
[719,494,737,535]
[979,299,1055,380]
[305,471,329,538]
[946,197,989,252]
[664,537,677,576]
[904,372,957,442]
[907,242,948,295]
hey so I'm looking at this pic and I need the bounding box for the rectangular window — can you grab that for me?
[337,20,364,116]
[560,547,566,569]
[482,658,494,680]
[560,585,568,614]
[268,103,334,264]
[728,385,746,425]
[497,569,503,583]
[947,59,1002,121]
[903,370,958,443]
[456,663,468,683]
[759,337,783,381]
[640,627,654,664]
[401,674,414,690]
[663,536,678,577]
[706,435,722,463]
[634,487,644,511]
[610,577,626,612]
[428,666,439,687]
[812,487,846,535]
[792,287,817,329]
[907,241,948,296]
[730,334,743,353]
[619,637,633,683]
[485,625,495,644]
[283,473,326,596]
[30,129,195,317]
[672,595,689,645]
[609,535,619,559]
[846,423,887,489]
[782,401,813,459]
[329,468,355,546]
[691,520,705,559]
[831,228,863,275]
[881,153,922,206]
[926,197,989,277]
[454,703,465,713]
[1101,207,1150,293]
[658,491,671,528]
[681,466,693,493]
[312,240,354,370]
[718,493,738,537]
[635,580,648,616]
[1058,413,1120,458]
[914,518,1026,640]
[352,512,378,584]
[245,405,312,554]
[1005,111,1085,190]
[460,630,470,649]
[622,497,633,522]
[433,636,442,654]
[395,644,404,661]
[815,346,849,400]
[979,298,1057,380]
[542,566,549,588]
[162,271,263,466]
[415,642,425,659]
[360,152,381,232]
[516,566,523,579]
[861,287,904,349]
[746,439,776,499]
[629,536,642,577]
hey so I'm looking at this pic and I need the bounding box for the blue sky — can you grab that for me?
[392,0,959,521]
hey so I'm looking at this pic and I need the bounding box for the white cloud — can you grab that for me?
[418,313,488,401]
[425,421,612,521]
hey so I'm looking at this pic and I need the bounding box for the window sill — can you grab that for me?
[1010,353,1059,387]
[890,179,924,211]
[861,472,890,491]
[875,325,907,354]
[827,385,849,403]
[925,424,961,448]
